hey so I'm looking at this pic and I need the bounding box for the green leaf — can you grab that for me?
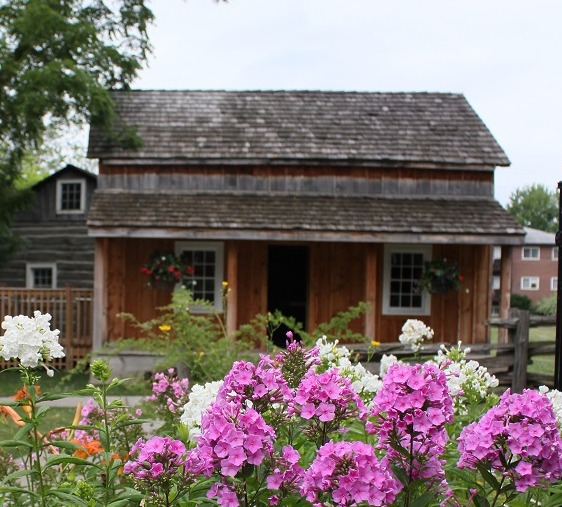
[46,489,88,505]
[0,439,34,449]
[43,456,103,470]
[475,462,501,491]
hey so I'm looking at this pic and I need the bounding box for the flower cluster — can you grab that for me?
[315,336,381,403]
[140,251,195,286]
[124,436,186,480]
[291,367,367,444]
[180,380,223,442]
[539,385,562,427]
[301,440,402,506]
[194,401,276,478]
[215,358,293,412]
[398,318,434,352]
[458,388,562,492]
[275,337,320,389]
[0,311,64,369]
[266,445,304,502]
[433,342,499,413]
[368,362,454,490]
[146,368,190,415]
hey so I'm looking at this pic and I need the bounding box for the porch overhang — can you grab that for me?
[87,191,525,245]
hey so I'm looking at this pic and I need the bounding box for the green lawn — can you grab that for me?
[490,324,556,382]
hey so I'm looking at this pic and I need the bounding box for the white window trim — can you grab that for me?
[520,276,539,291]
[175,241,224,312]
[522,246,540,261]
[26,263,57,288]
[382,244,431,316]
[553,247,559,261]
[56,178,86,214]
[551,277,558,291]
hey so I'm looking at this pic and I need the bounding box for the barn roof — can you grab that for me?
[87,191,524,245]
[87,90,510,167]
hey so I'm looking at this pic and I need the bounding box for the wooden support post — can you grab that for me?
[512,309,529,393]
[499,246,512,344]
[364,245,377,340]
[226,242,238,337]
[92,238,107,352]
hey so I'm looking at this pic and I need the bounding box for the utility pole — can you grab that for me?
[555,181,562,389]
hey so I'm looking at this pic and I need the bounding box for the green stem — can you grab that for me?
[26,378,47,507]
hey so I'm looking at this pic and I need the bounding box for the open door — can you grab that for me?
[267,245,309,328]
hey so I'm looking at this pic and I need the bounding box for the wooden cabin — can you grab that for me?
[0,164,97,289]
[86,90,524,349]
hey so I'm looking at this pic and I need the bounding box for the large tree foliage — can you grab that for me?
[0,0,154,260]
[506,183,559,233]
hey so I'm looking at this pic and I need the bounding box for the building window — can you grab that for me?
[56,179,85,213]
[520,276,539,291]
[522,246,540,260]
[175,241,224,311]
[382,245,430,315]
[26,263,57,288]
[553,247,559,261]
[552,277,558,291]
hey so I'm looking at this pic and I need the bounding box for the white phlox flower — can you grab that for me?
[398,319,434,352]
[180,380,223,442]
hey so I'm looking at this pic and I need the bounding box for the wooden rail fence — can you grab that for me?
[349,309,555,393]
[0,288,94,370]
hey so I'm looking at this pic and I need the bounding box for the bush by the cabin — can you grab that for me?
[533,295,557,316]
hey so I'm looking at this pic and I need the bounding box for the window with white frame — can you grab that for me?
[551,277,558,291]
[56,179,85,213]
[26,263,57,288]
[520,276,539,291]
[522,246,540,260]
[382,244,431,315]
[553,247,559,261]
[175,241,224,311]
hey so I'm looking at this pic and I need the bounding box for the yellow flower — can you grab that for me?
[199,351,205,357]
[159,324,171,333]
[222,281,229,288]
[371,340,380,348]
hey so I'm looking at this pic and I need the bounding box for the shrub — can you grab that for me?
[533,295,557,316]
[510,293,532,310]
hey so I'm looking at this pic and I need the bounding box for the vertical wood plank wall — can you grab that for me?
[103,238,492,344]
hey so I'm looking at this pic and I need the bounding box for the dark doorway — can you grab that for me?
[267,245,309,328]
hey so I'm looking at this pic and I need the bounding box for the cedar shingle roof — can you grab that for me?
[87,90,509,167]
[87,191,524,244]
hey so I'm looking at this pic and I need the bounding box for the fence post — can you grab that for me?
[65,286,73,369]
[512,309,529,393]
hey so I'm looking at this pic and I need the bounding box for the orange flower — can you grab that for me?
[13,385,41,402]
[72,438,103,459]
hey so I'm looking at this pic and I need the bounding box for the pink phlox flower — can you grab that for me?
[124,436,186,482]
[457,388,562,492]
[195,400,275,478]
[207,482,240,507]
[291,368,367,427]
[369,362,453,490]
[266,445,304,495]
[300,440,402,506]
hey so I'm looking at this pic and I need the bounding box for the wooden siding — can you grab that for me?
[0,167,97,289]
[98,164,494,198]
[101,238,492,345]
[0,288,93,369]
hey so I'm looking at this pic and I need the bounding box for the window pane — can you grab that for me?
[33,268,53,288]
[61,183,82,210]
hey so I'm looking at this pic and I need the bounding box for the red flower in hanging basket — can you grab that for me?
[141,251,193,287]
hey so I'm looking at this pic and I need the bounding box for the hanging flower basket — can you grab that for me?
[417,258,462,295]
[140,251,194,289]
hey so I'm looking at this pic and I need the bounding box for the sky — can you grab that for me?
[128,0,562,207]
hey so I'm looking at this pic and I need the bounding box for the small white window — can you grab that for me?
[56,179,85,214]
[520,276,539,291]
[551,277,558,291]
[26,263,57,288]
[553,247,559,261]
[492,276,500,290]
[382,244,431,316]
[175,241,224,311]
[522,247,540,260]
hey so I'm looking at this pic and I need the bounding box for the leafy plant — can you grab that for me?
[532,295,557,316]
[510,293,533,311]
[140,251,194,287]
[417,258,462,294]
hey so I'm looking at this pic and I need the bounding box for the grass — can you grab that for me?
[490,324,556,381]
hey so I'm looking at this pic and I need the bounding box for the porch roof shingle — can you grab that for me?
[87,191,524,245]
[87,90,509,167]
